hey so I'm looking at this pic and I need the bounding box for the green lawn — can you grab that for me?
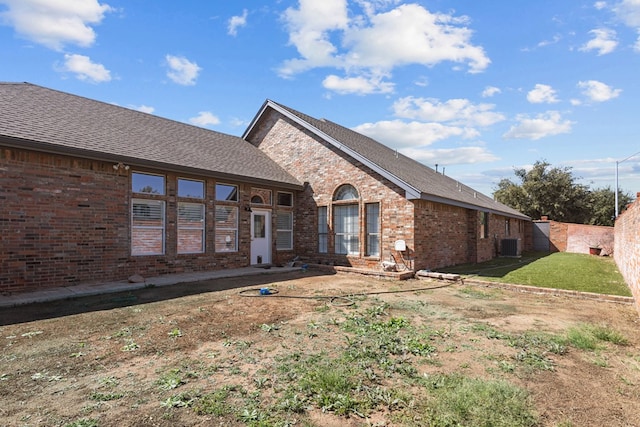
[443,252,632,297]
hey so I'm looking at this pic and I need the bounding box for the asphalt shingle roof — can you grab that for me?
[265,100,529,219]
[0,83,301,189]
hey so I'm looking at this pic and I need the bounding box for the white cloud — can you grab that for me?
[279,1,490,93]
[189,111,220,127]
[228,9,248,36]
[133,105,154,114]
[613,0,640,27]
[0,0,112,50]
[527,84,559,104]
[400,146,499,165]
[503,111,574,140]
[60,53,111,83]
[392,96,505,127]
[165,55,201,85]
[481,86,501,97]
[577,80,621,102]
[537,34,561,48]
[354,120,478,147]
[594,1,607,10]
[612,0,640,50]
[580,28,618,55]
[342,4,490,72]
[322,73,394,94]
[279,0,349,76]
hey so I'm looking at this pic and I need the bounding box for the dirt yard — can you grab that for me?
[1,270,639,427]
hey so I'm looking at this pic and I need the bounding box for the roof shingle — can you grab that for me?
[261,100,528,219]
[0,83,301,188]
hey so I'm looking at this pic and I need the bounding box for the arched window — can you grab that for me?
[251,195,264,204]
[334,184,359,201]
[333,184,359,255]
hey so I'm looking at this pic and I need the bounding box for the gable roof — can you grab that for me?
[244,99,529,220]
[0,83,301,189]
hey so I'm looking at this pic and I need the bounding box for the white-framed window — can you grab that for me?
[216,183,238,201]
[366,203,380,257]
[333,184,359,255]
[178,202,204,254]
[334,204,359,255]
[505,219,511,236]
[132,172,165,195]
[178,178,204,199]
[131,199,165,255]
[318,206,328,253]
[276,211,293,250]
[215,206,238,252]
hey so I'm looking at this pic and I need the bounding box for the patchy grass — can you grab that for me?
[1,273,638,426]
[444,252,631,296]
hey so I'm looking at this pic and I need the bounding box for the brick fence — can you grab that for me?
[539,217,614,255]
[614,193,640,315]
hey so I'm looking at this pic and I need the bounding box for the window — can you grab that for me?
[131,199,165,255]
[178,179,204,198]
[335,184,358,201]
[505,219,511,236]
[318,206,328,253]
[132,172,165,195]
[480,211,489,238]
[276,211,293,250]
[333,185,359,255]
[334,204,359,254]
[178,203,204,254]
[215,206,238,251]
[253,214,266,238]
[366,203,380,257]
[215,184,238,201]
[251,195,264,204]
[277,192,293,207]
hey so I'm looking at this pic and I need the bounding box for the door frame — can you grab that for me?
[250,208,271,265]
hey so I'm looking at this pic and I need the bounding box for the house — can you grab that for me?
[0,83,529,293]
[0,83,302,293]
[243,100,530,273]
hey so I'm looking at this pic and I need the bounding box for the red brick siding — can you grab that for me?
[0,148,130,292]
[413,200,471,269]
[0,147,292,292]
[541,219,614,255]
[246,111,527,271]
[614,194,640,315]
[249,113,411,269]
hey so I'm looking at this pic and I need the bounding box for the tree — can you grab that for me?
[587,186,632,226]
[493,160,632,225]
[493,160,590,223]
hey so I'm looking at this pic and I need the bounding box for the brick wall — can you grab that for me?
[248,112,412,269]
[246,111,527,271]
[540,218,614,255]
[0,148,130,292]
[0,147,290,293]
[614,193,640,315]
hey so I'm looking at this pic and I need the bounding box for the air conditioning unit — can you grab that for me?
[501,239,519,257]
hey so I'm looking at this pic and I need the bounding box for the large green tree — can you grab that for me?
[493,160,631,225]
[587,186,632,226]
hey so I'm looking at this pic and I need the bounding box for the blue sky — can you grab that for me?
[1,0,640,198]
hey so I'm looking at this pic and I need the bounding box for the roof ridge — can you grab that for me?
[263,99,528,219]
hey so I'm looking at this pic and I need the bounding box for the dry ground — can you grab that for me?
[1,270,639,427]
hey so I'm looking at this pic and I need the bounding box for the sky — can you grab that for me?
[1,0,640,198]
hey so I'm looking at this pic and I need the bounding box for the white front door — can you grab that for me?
[250,209,271,265]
